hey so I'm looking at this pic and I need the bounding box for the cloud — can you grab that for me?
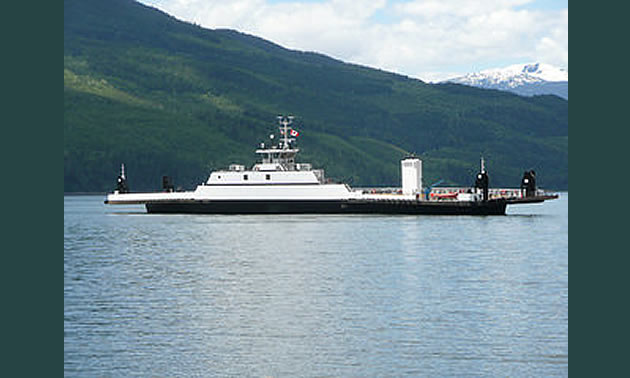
[534,9,568,69]
[141,0,568,81]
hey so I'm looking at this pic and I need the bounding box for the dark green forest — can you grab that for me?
[64,0,568,192]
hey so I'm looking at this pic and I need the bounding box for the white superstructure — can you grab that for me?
[106,115,360,204]
[401,157,422,195]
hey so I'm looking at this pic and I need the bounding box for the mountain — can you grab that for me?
[445,63,569,99]
[64,0,568,192]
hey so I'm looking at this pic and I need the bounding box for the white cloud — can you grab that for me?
[534,9,568,69]
[141,0,568,82]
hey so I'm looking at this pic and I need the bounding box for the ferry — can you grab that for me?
[105,115,557,215]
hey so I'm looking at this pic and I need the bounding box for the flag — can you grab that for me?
[290,129,299,137]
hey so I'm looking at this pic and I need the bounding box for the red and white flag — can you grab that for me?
[290,129,299,137]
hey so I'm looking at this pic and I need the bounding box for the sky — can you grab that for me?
[139,0,568,82]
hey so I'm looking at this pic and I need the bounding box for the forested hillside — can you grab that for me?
[64,0,568,192]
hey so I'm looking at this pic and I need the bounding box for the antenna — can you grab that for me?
[278,114,296,150]
[121,163,126,180]
[480,156,485,173]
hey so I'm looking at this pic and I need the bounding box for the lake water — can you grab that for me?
[64,194,568,376]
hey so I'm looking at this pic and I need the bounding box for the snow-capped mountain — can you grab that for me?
[444,63,568,99]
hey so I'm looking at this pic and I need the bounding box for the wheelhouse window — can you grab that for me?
[243,174,248,181]
[266,174,271,180]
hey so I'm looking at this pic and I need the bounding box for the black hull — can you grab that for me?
[145,199,507,215]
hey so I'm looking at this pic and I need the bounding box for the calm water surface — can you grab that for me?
[64,194,568,376]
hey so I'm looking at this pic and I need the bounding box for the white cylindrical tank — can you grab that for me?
[401,157,422,195]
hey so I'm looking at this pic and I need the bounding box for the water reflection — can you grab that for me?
[65,196,568,376]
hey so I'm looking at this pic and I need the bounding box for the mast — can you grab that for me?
[475,156,489,201]
[255,115,300,170]
[116,163,129,193]
[277,115,296,149]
